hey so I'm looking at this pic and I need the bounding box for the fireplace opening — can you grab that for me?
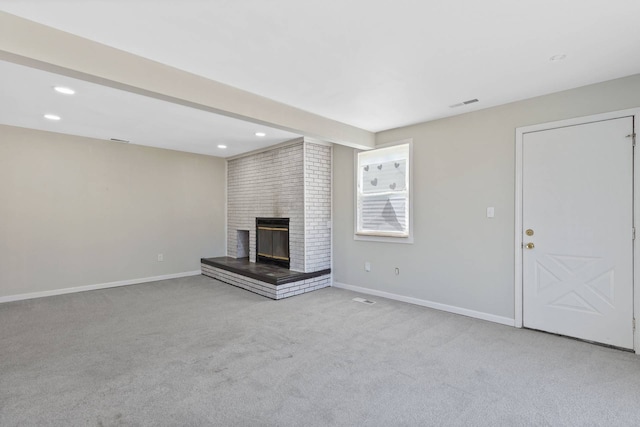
[256,218,290,269]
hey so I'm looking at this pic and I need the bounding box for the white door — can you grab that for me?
[522,117,634,349]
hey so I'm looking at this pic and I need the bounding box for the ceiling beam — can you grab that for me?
[0,12,374,150]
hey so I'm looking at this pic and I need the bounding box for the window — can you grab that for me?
[355,140,412,243]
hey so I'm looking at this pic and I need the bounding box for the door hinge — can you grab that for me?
[627,133,636,146]
[634,318,636,332]
[634,228,636,240]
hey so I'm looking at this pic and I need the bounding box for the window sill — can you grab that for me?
[354,233,414,244]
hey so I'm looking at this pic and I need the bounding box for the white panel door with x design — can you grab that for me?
[522,117,634,349]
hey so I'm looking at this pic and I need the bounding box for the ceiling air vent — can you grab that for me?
[449,98,479,108]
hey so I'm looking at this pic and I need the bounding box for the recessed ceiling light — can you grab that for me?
[44,114,61,121]
[255,132,266,137]
[217,144,227,149]
[550,54,567,62]
[53,86,75,95]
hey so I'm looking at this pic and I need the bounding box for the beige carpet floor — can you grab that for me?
[1,275,639,426]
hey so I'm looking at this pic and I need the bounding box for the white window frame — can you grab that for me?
[354,139,414,244]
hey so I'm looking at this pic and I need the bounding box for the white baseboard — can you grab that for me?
[332,281,515,327]
[0,270,202,304]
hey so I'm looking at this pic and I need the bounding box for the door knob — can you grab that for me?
[526,229,534,236]
[525,242,535,249]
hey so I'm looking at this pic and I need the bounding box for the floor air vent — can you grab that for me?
[353,297,376,305]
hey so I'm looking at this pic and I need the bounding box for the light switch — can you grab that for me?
[487,207,495,218]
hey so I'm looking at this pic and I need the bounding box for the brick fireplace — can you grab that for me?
[201,138,332,299]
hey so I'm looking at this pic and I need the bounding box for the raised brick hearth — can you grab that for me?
[201,257,331,300]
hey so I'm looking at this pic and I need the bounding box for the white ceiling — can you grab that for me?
[0,60,300,157]
[1,0,639,143]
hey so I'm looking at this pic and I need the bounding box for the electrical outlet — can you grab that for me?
[158,254,164,262]
[395,267,400,276]
[365,262,371,272]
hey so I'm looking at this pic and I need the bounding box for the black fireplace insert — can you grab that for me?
[256,218,290,269]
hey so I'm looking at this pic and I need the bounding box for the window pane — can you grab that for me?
[360,194,407,233]
[361,159,406,194]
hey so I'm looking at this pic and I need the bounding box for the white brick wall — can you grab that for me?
[201,263,331,300]
[227,139,331,273]
[304,143,332,272]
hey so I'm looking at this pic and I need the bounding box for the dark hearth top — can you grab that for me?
[201,257,330,286]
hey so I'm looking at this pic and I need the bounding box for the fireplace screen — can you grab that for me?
[256,218,290,268]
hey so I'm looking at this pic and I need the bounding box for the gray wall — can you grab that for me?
[0,125,226,298]
[333,74,640,319]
